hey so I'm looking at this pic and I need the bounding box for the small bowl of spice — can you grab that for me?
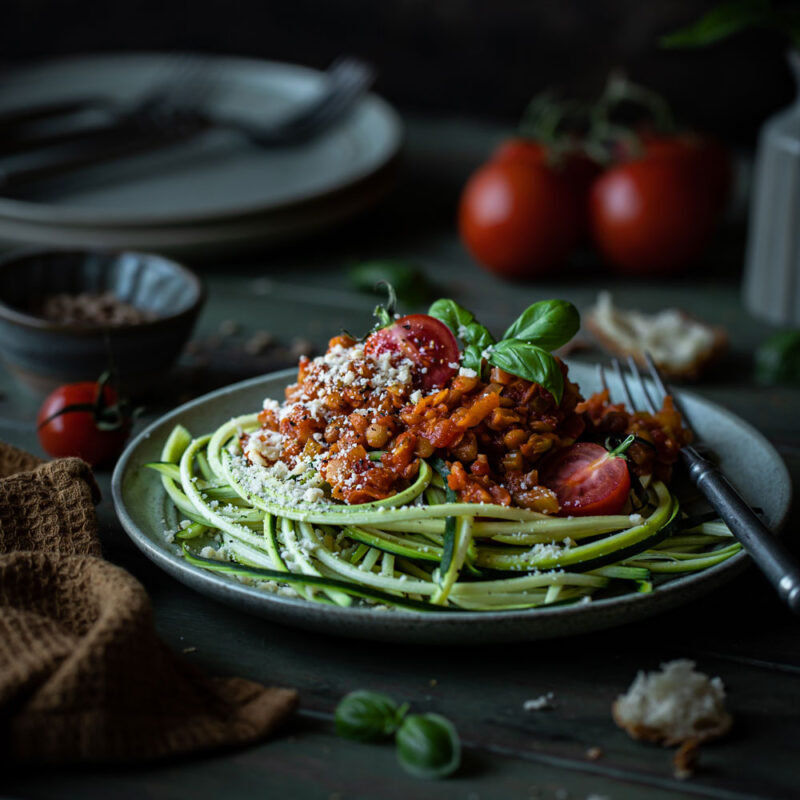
[0,249,205,396]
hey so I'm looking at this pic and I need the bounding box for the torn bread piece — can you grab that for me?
[587,293,727,380]
[612,659,732,746]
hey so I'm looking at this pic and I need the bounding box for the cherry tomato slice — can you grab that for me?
[364,314,460,390]
[539,442,631,517]
[37,381,129,466]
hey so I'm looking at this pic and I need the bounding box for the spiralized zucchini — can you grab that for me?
[148,419,741,612]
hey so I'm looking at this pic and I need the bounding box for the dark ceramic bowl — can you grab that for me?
[0,250,205,396]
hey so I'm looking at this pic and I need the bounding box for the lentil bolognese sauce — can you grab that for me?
[149,295,738,611]
[240,332,688,515]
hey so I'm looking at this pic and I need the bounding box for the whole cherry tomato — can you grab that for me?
[616,131,731,217]
[459,158,582,279]
[364,314,460,390]
[589,153,719,276]
[492,137,601,235]
[540,441,631,517]
[37,381,130,466]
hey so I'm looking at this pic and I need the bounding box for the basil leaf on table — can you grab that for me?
[487,339,564,404]
[349,260,434,305]
[396,713,461,780]
[335,690,408,742]
[501,299,580,351]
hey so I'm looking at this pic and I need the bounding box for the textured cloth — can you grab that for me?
[0,442,297,763]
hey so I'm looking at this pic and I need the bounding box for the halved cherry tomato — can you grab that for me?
[364,314,460,390]
[37,381,130,466]
[540,442,631,517]
[459,158,581,279]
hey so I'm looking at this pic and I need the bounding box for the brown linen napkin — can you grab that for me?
[0,441,298,763]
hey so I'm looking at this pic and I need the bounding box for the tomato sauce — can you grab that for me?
[243,336,690,511]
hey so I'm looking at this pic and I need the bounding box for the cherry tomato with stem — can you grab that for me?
[365,314,461,391]
[37,378,131,466]
[540,438,632,516]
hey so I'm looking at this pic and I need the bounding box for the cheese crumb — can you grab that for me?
[523,692,555,711]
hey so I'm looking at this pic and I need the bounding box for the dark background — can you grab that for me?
[0,0,794,146]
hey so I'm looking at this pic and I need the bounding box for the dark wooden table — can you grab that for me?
[4,116,800,800]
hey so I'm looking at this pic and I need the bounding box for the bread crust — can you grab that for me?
[611,698,733,746]
[586,309,727,381]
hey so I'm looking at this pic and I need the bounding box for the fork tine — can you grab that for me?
[596,363,607,392]
[643,351,669,397]
[274,57,374,139]
[643,351,696,434]
[626,356,659,414]
[611,358,636,409]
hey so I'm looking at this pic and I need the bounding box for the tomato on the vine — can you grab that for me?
[364,314,460,390]
[617,131,731,216]
[37,380,131,466]
[492,137,601,235]
[540,441,631,517]
[458,158,582,280]
[589,152,719,277]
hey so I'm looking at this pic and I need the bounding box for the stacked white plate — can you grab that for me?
[0,54,403,258]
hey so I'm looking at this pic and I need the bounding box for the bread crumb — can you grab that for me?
[612,659,732,746]
[585,745,603,760]
[673,738,700,780]
[586,292,726,380]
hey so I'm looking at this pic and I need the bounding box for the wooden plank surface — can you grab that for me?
[3,117,800,799]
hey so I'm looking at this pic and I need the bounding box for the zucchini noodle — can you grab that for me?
[148,417,742,612]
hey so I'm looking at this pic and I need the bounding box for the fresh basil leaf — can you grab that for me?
[428,298,474,335]
[396,713,461,780]
[501,299,580,351]
[349,260,434,305]
[755,329,800,386]
[487,339,564,404]
[463,321,494,350]
[335,690,407,742]
[660,0,772,48]
[460,343,483,373]
[429,299,495,368]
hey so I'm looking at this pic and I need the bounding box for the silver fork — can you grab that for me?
[153,55,376,146]
[604,354,800,614]
[232,55,376,146]
[0,56,376,192]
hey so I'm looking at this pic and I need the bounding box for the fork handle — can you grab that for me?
[682,448,800,614]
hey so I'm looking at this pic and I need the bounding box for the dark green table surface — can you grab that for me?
[3,116,800,800]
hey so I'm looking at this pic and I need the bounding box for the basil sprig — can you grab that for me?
[428,298,494,373]
[487,339,565,404]
[396,713,461,780]
[428,297,580,404]
[501,299,580,351]
[335,690,461,780]
[335,690,409,742]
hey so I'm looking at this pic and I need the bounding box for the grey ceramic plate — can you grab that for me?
[112,363,792,644]
[0,54,402,254]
